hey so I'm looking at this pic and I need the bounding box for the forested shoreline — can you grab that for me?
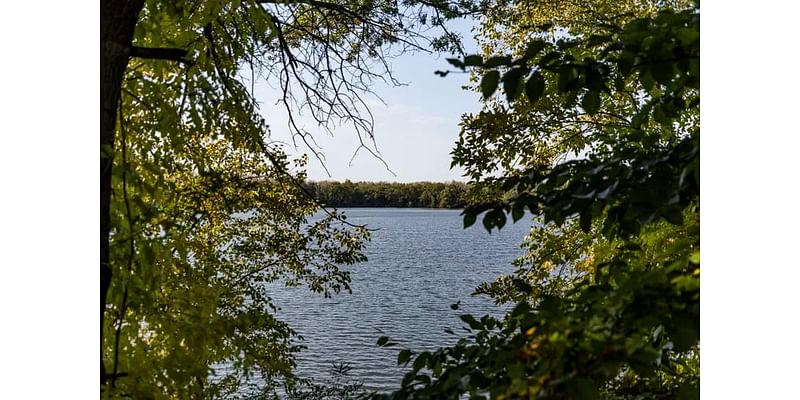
[303,181,469,208]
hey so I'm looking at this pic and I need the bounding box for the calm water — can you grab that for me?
[267,208,532,393]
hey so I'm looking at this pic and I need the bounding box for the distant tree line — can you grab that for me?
[304,180,469,208]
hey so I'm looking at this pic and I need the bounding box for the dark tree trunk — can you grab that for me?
[100,0,144,384]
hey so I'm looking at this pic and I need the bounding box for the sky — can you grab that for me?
[252,19,482,183]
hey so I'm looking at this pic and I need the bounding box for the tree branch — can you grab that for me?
[130,46,191,63]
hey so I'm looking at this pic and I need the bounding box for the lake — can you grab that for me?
[267,208,533,393]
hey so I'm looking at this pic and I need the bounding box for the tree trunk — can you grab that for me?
[100,0,144,384]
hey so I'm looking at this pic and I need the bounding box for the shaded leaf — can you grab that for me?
[511,205,524,222]
[463,54,483,67]
[525,72,545,103]
[463,212,477,228]
[460,314,483,330]
[446,58,464,68]
[581,90,601,114]
[481,70,500,99]
[579,208,592,233]
[524,40,547,59]
[484,55,512,68]
[398,349,412,365]
[502,67,528,102]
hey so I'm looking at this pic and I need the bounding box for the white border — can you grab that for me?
[703,1,800,398]
[0,2,96,398]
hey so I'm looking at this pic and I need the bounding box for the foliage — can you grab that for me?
[105,129,370,397]
[286,363,374,400]
[101,0,479,397]
[454,5,699,232]
[304,180,469,208]
[382,0,700,398]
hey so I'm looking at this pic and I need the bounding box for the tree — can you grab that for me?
[100,0,478,395]
[382,0,699,398]
[301,181,469,208]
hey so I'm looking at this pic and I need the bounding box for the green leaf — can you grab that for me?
[581,90,601,114]
[397,349,412,365]
[503,67,528,102]
[414,373,431,385]
[653,104,671,125]
[614,75,626,92]
[525,72,545,103]
[651,61,676,85]
[511,205,524,222]
[558,66,578,93]
[484,55,511,68]
[524,40,547,59]
[579,208,592,233]
[482,210,495,232]
[377,336,390,346]
[446,58,464,69]
[538,51,561,66]
[463,54,483,67]
[481,70,500,100]
[689,250,700,264]
[142,244,157,267]
[639,69,656,93]
[101,144,115,159]
[460,314,483,330]
[463,212,477,228]
[676,27,700,46]
[495,210,507,230]
[432,360,443,376]
[631,105,651,129]
[617,50,635,76]
[412,352,430,372]
[512,278,533,294]
[563,89,580,108]
[585,34,611,46]
[584,60,604,90]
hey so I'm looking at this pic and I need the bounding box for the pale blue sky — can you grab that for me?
[254,19,481,182]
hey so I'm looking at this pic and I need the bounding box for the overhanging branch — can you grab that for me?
[130,46,191,63]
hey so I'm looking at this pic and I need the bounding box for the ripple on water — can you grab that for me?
[266,208,531,393]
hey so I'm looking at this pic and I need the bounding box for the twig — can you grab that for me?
[111,96,136,389]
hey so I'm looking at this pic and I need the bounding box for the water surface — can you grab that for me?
[268,208,532,393]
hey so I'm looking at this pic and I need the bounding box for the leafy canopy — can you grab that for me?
[381,0,700,398]
[103,0,478,397]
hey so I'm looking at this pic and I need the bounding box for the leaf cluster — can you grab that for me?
[456,7,699,236]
